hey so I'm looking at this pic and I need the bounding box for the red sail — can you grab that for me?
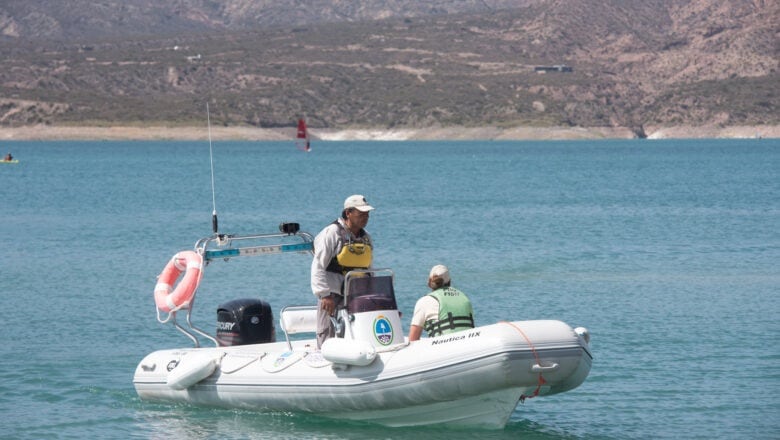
[295,118,311,151]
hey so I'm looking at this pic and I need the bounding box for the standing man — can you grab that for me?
[311,194,375,348]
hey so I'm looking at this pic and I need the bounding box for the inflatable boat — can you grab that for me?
[133,223,592,429]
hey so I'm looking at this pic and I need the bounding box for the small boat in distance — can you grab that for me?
[2,152,18,164]
[296,118,311,152]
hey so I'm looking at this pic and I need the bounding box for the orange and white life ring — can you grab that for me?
[154,251,203,312]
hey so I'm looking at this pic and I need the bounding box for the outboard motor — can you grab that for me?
[216,298,275,346]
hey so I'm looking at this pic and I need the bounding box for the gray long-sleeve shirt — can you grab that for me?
[310,218,373,299]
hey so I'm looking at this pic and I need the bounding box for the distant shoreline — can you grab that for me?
[0,124,777,141]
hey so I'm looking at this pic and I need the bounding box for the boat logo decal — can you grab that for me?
[430,331,482,345]
[373,315,393,346]
[216,321,236,331]
[273,351,294,368]
[166,360,179,371]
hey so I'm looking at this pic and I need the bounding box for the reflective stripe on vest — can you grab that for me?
[423,287,474,337]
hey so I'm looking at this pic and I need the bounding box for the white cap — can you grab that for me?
[429,265,450,284]
[344,194,374,212]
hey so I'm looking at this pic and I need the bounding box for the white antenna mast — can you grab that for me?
[207,102,219,235]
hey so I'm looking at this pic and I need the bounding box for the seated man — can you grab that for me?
[409,265,474,341]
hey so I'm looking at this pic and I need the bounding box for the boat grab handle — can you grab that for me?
[531,363,559,373]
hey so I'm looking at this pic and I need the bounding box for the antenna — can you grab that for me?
[206,102,219,235]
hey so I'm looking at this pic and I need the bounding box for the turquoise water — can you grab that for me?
[1,139,778,439]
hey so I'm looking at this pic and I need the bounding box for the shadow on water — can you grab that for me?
[125,403,606,440]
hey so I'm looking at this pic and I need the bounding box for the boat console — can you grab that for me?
[339,269,405,348]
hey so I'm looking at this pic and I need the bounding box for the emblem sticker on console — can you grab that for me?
[373,315,393,345]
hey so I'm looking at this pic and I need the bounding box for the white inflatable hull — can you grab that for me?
[134,320,592,429]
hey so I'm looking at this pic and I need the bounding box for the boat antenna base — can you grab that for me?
[279,222,300,235]
[215,233,231,246]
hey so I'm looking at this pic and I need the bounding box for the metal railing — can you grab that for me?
[158,223,314,347]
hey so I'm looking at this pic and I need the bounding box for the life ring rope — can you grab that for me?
[154,251,204,314]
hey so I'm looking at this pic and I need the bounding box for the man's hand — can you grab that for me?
[320,295,336,315]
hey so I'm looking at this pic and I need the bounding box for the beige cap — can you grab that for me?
[344,194,374,212]
[429,264,450,284]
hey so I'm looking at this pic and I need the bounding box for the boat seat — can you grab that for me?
[280,305,318,350]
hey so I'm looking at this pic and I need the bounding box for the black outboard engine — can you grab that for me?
[216,298,275,346]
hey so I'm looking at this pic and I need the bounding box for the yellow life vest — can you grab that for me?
[335,241,372,270]
[325,221,372,274]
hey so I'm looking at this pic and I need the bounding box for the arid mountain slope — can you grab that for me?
[0,0,776,135]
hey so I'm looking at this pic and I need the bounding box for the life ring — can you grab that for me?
[154,251,203,312]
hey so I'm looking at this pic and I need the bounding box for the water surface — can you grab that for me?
[1,138,778,439]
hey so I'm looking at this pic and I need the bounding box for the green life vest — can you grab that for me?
[423,287,474,337]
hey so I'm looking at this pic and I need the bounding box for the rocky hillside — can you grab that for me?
[0,0,539,38]
[0,0,777,136]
